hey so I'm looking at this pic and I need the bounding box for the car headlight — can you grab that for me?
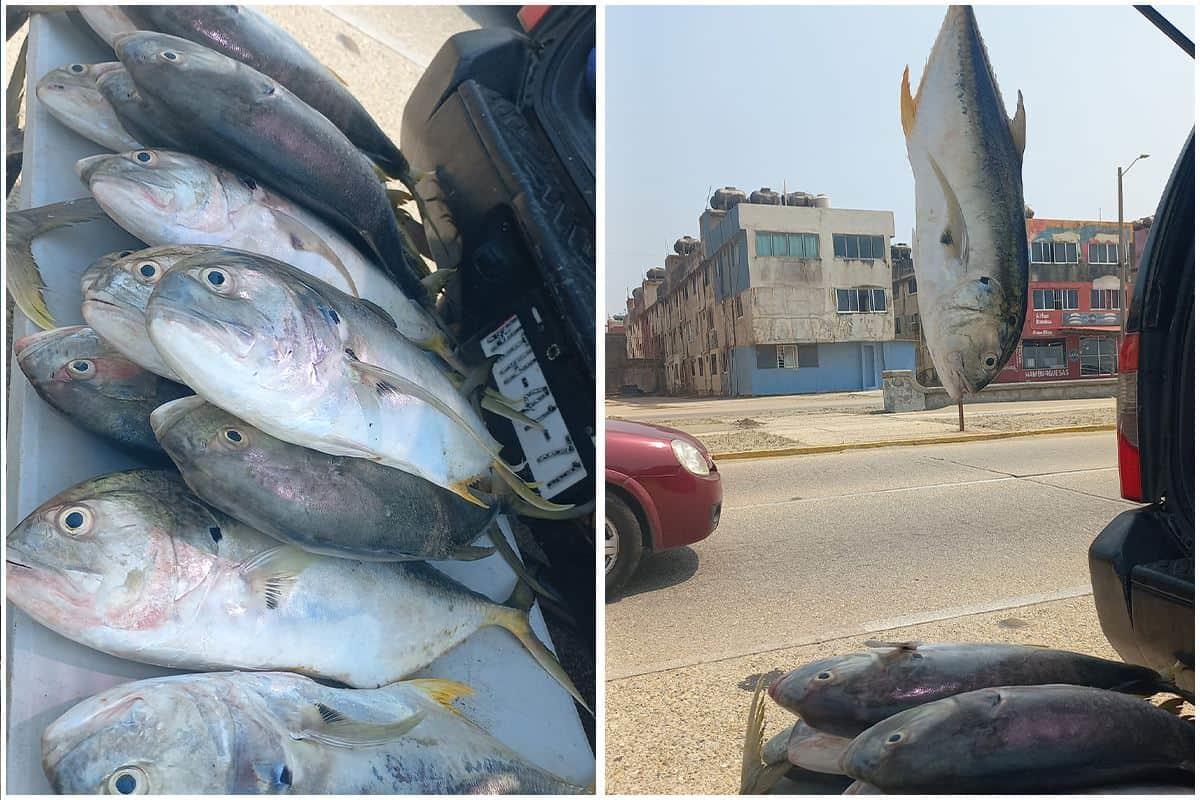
[671,439,710,476]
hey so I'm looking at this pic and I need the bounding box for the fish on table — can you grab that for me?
[901,5,1028,400]
[35,61,142,151]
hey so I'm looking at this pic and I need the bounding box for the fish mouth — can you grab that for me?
[150,395,208,440]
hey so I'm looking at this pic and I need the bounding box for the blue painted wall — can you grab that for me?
[728,341,916,395]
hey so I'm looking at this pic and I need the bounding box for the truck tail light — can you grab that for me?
[1117,332,1144,501]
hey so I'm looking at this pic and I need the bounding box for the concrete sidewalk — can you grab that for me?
[607,393,1116,456]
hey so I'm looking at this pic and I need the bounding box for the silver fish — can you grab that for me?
[5,469,587,710]
[144,249,566,513]
[901,6,1028,399]
[14,326,189,454]
[841,684,1194,793]
[42,671,588,794]
[36,62,142,151]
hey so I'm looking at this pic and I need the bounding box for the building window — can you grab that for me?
[722,353,727,373]
[756,344,819,369]
[1030,240,1079,264]
[735,295,744,317]
[1022,339,1067,369]
[1080,336,1117,376]
[698,357,704,376]
[1088,242,1119,264]
[833,233,885,260]
[755,231,819,258]
[836,287,887,313]
[1033,288,1079,310]
[1090,289,1121,309]
[907,277,918,294]
[710,354,717,374]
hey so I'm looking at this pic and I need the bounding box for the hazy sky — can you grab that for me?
[605,5,1195,315]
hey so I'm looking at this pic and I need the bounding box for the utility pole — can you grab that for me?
[1117,153,1149,332]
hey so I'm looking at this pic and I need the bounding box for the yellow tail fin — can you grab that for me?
[487,605,593,717]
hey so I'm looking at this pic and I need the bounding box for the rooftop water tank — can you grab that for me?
[710,186,746,211]
[785,191,812,207]
[749,187,781,205]
[646,267,666,280]
[811,194,831,208]
[674,235,700,255]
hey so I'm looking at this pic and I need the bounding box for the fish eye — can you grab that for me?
[161,50,178,61]
[70,64,85,73]
[135,262,161,283]
[885,732,905,746]
[106,766,148,794]
[57,506,94,536]
[133,151,154,164]
[67,359,96,379]
[983,354,998,368]
[815,671,833,681]
[221,428,248,448]
[202,268,232,292]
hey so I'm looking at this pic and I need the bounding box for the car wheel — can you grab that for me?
[605,490,644,595]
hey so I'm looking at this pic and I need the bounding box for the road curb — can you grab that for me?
[711,424,1116,462]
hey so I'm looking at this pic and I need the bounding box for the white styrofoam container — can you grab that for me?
[4,12,593,793]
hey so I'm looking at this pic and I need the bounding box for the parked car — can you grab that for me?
[1089,129,1193,695]
[605,419,723,593]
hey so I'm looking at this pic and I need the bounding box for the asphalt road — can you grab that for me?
[606,431,1134,679]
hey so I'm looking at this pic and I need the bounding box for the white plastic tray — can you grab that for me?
[4,11,593,793]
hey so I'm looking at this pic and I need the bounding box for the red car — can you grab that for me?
[605,419,723,593]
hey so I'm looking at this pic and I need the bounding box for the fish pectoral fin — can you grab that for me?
[357,297,397,328]
[239,546,316,610]
[1009,89,1026,160]
[268,208,359,296]
[927,155,969,269]
[481,393,545,431]
[899,65,917,137]
[294,703,427,749]
[347,354,499,455]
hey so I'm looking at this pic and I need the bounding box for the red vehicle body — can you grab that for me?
[605,419,722,592]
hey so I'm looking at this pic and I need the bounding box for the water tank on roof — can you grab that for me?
[632,287,643,299]
[710,186,746,211]
[646,267,666,280]
[785,191,812,207]
[812,194,831,208]
[749,187,781,205]
[674,236,700,255]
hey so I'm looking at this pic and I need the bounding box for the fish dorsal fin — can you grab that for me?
[267,208,359,297]
[927,155,969,270]
[900,65,917,137]
[1009,89,1026,160]
[293,702,426,748]
[239,546,316,610]
[344,352,499,457]
[864,640,922,656]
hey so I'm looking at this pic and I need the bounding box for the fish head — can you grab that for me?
[925,274,1023,398]
[115,31,238,101]
[14,326,157,411]
[6,472,218,637]
[81,249,138,295]
[145,250,346,396]
[35,62,120,119]
[840,691,984,785]
[78,149,237,240]
[151,397,288,493]
[42,676,284,794]
[767,652,877,725]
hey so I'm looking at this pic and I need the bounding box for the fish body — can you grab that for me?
[769,641,1165,738]
[94,67,190,149]
[6,469,583,707]
[901,6,1028,399]
[35,62,141,151]
[114,31,428,303]
[14,326,189,454]
[150,396,498,561]
[81,246,196,381]
[841,684,1195,792]
[123,5,411,179]
[76,151,444,353]
[144,250,507,505]
[42,671,586,794]
[7,197,107,330]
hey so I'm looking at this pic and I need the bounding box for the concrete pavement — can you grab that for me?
[607,392,1116,454]
[604,432,1142,794]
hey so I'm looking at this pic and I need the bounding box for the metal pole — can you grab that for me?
[1118,165,1126,332]
[958,399,965,432]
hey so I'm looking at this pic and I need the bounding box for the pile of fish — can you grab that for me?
[901,6,1029,400]
[7,6,590,794]
[741,641,1194,794]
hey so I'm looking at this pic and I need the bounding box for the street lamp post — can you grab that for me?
[1117,153,1149,332]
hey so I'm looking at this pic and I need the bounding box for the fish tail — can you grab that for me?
[486,603,592,716]
[483,515,567,608]
[7,197,106,330]
[491,458,576,515]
